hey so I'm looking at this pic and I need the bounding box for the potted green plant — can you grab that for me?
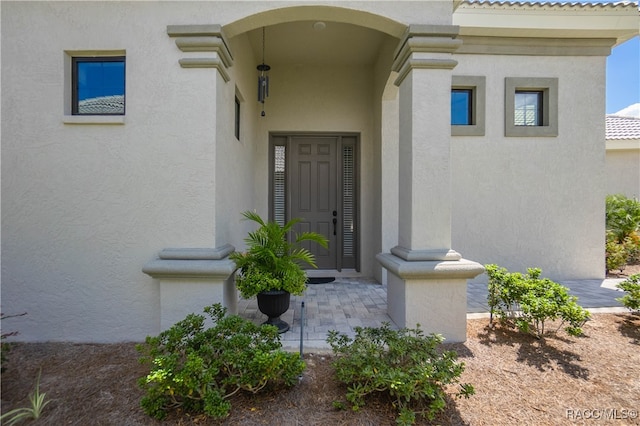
[230,210,328,333]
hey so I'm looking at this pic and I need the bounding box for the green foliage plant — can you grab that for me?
[606,194,640,242]
[624,231,640,264]
[605,194,640,270]
[326,322,474,426]
[606,231,630,274]
[229,210,328,298]
[136,304,305,420]
[0,369,50,425]
[486,264,590,339]
[617,274,640,312]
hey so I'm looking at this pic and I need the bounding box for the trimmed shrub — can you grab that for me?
[137,304,305,420]
[606,194,640,270]
[617,274,640,312]
[606,194,640,242]
[327,323,474,425]
[606,231,630,274]
[486,264,590,338]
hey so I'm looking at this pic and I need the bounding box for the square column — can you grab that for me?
[143,246,237,331]
[393,25,462,258]
[378,25,483,342]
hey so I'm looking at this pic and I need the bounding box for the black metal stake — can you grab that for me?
[299,301,305,359]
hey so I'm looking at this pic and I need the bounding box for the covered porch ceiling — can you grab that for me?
[246,21,390,66]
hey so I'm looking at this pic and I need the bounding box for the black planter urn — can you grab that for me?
[256,290,291,333]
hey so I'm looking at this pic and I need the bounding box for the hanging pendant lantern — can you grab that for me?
[257,27,270,117]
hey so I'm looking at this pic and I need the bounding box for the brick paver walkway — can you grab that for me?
[236,275,628,351]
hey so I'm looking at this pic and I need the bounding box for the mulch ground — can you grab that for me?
[2,311,639,425]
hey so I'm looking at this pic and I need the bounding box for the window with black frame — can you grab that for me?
[72,56,125,115]
[505,77,558,137]
[451,76,486,136]
[451,88,473,125]
[514,91,543,126]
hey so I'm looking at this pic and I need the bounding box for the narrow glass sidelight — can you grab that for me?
[342,145,355,258]
[273,145,286,227]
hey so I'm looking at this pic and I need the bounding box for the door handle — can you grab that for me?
[332,210,337,236]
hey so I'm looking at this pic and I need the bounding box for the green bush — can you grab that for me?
[606,231,629,274]
[617,274,640,312]
[326,323,474,426]
[486,264,590,339]
[136,304,305,420]
[605,194,640,270]
[625,231,640,264]
[606,194,640,242]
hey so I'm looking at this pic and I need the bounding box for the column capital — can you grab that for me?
[167,24,233,81]
[142,245,236,279]
[391,246,462,261]
[392,25,461,85]
[377,253,485,280]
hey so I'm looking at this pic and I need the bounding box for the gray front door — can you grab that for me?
[290,136,338,269]
[270,133,358,271]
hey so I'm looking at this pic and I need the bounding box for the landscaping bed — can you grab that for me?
[2,312,639,425]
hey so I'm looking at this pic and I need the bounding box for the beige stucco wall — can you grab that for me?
[605,146,640,199]
[2,0,627,342]
[0,1,423,342]
[1,2,229,342]
[450,53,607,281]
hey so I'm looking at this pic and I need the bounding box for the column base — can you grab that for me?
[143,245,236,331]
[377,252,484,343]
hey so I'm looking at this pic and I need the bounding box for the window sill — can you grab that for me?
[505,125,558,137]
[63,115,125,125]
[452,124,485,136]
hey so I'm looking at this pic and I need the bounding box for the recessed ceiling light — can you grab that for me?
[313,21,326,31]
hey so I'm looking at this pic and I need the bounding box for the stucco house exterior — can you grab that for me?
[605,114,640,199]
[2,0,638,343]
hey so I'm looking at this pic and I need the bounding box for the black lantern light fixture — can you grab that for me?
[257,27,270,117]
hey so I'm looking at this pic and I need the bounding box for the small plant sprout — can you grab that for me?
[0,369,50,425]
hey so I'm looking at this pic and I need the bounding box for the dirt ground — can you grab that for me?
[607,262,640,279]
[2,309,639,425]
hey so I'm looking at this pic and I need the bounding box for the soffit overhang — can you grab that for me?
[454,0,639,46]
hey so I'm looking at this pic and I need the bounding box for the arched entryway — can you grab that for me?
[223,7,405,278]
[157,4,484,343]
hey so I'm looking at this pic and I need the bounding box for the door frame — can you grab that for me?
[269,132,360,272]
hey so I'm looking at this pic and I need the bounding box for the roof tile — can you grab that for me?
[606,115,640,140]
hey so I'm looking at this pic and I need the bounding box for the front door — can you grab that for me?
[290,136,337,269]
[270,134,358,271]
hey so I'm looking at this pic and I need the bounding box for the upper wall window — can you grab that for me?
[235,96,241,140]
[505,77,558,137]
[451,89,472,125]
[451,76,486,136]
[72,57,125,115]
[515,91,543,126]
